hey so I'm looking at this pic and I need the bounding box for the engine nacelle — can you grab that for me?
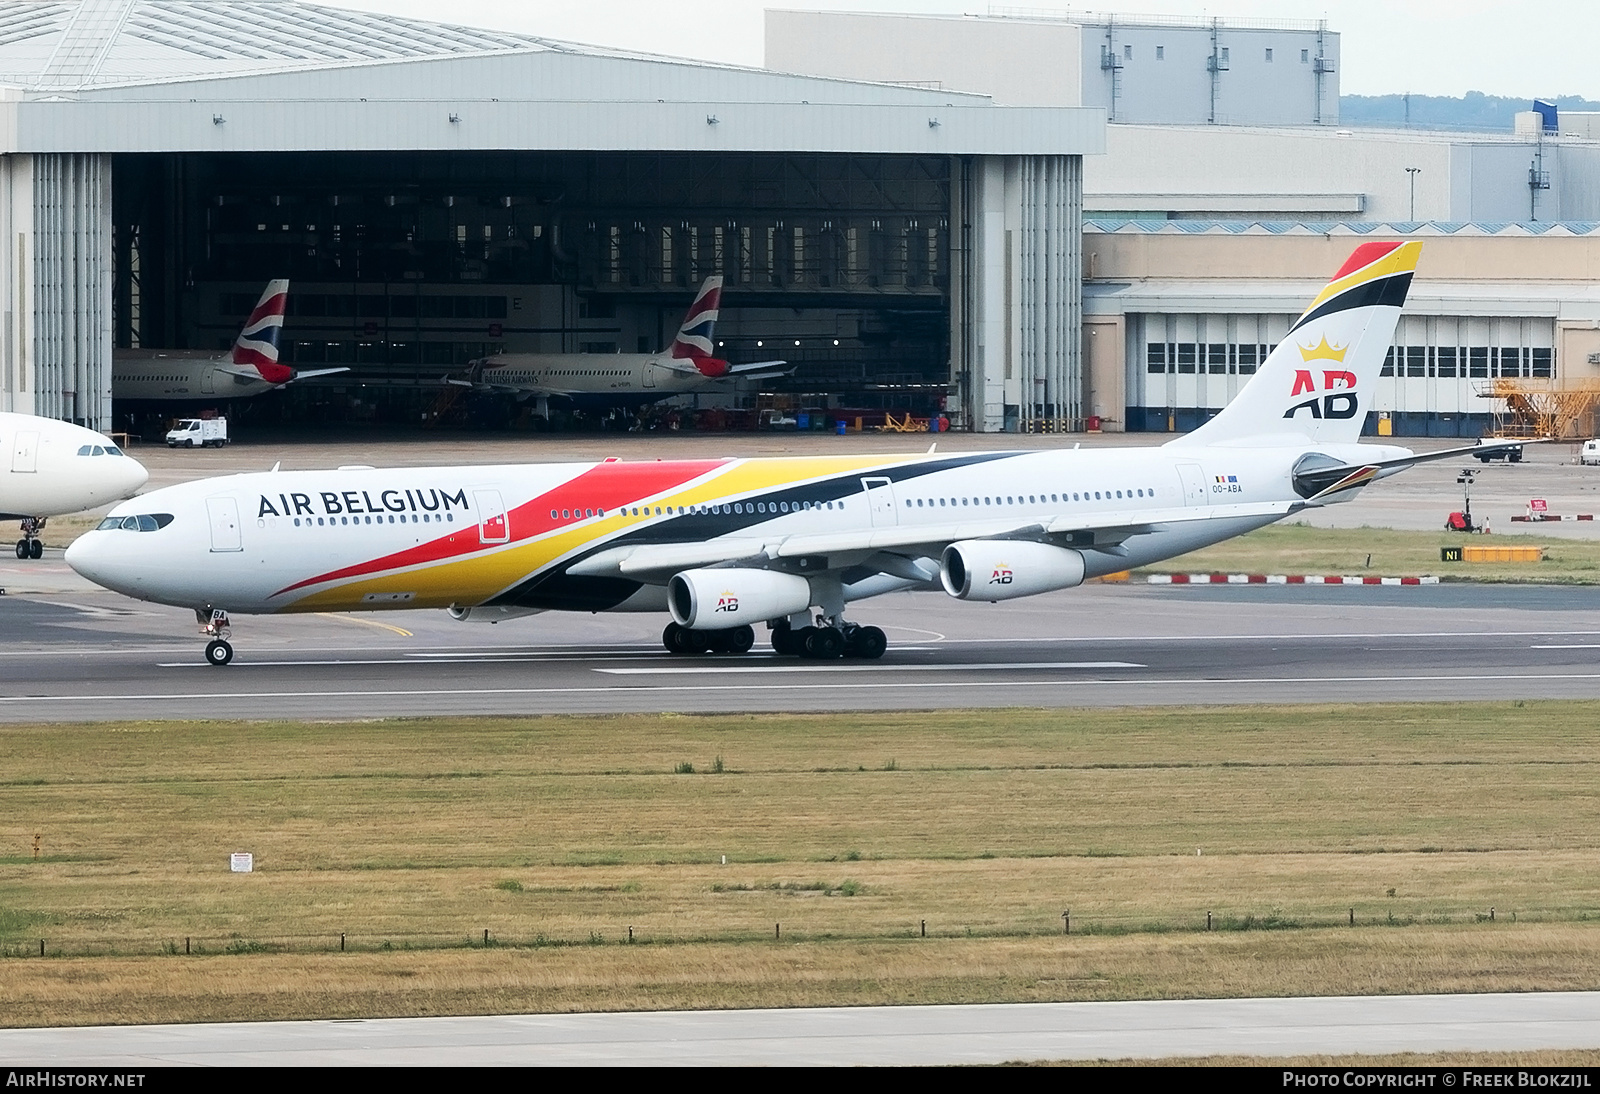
[940,540,1086,602]
[669,568,813,630]
[447,604,544,624]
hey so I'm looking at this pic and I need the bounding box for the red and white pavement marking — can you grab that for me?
[1146,573,1440,585]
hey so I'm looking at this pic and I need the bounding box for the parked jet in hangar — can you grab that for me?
[68,240,1519,665]
[449,275,790,412]
[1,411,148,559]
[113,280,349,403]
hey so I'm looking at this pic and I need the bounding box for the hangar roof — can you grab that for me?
[0,0,1104,156]
[0,0,607,90]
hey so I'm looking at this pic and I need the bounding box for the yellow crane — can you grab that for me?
[1476,378,1600,440]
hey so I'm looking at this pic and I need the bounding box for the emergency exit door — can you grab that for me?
[206,496,242,552]
[475,489,509,544]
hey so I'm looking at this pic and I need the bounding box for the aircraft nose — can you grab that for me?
[117,456,150,498]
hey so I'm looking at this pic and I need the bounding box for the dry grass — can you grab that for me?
[1148,523,1600,582]
[5,928,1600,1029]
[3,704,1600,1026]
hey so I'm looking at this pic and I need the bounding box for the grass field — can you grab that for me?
[1142,522,1600,583]
[3,704,1600,1028]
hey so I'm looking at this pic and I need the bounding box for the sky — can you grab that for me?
[325,0,1600,100]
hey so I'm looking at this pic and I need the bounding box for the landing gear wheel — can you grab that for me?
[205,639,234,667]
[717,625,755,655]
[15,539,27,560]
[771,622,796,655]
[663,621,692,654]
[802,627,844,660]
[845,625,887,660]
[786,625,815,657]
[28,539,42,560]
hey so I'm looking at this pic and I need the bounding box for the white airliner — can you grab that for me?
[68,241,1509,665]
[113,280,348,403]
[453,276,789,412]
[2,411,149,559]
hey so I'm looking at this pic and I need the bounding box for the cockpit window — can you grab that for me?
[77,445,123,456]
[97,513,173,531]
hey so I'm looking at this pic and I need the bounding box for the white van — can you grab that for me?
[166,418,228,448]
[1582,440,1600,466]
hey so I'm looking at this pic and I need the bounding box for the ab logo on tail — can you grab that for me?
[1286,336,1359,421]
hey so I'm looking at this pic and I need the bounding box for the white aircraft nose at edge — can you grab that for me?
[2,411,150,559]
[65,240,1527,666]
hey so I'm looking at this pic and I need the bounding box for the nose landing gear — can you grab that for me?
[198,608,234,666]
[15,517,44,560]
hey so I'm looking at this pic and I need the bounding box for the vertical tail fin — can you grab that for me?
[1173,242,1420,447]
[231,279,291,384]
[669,276,728,376]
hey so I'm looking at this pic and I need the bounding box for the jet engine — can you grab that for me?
[669,568,813,630]
[940,540,1086,602]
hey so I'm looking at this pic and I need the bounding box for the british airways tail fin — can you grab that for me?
[668,276,727,375]
[230,279,291,384]
[1172,241,1420,448]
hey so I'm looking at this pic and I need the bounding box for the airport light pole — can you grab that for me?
[1406,167,1421,221]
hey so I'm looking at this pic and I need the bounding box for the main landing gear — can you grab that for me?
[198,608,234,666]
[770,619,887,661]
[660,618,887,659]
[662,621,756,655]
[15,517,44,560]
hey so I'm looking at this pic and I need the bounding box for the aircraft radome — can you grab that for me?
[2,412,149,559]
[67,241,1513,665]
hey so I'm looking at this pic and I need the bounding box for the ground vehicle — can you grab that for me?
[166,418,228,448]
[1474,444,1522,463]
[1581,440,1600,466]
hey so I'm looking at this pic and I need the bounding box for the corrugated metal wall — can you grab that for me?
[32,152,112,428]
[1018,154,1082,425]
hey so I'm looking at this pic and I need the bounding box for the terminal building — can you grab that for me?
[0,0,1102,433]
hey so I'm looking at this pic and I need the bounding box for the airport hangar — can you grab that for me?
[772,8,1600,438]
[0,0,1102,436]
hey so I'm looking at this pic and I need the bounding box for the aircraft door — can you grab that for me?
[475,489,509,544]
[861,476,898,527]
[11,431,37,472]
[1176,463,1210,507]
[201,368,216,395]
[643,361,656,388]
[206,496,243,552]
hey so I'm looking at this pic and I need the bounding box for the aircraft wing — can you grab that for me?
[444,376,576,398]
[290,367,352,381]
[565,500,1303,581]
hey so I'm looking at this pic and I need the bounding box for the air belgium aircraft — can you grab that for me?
[67,241,1515,666]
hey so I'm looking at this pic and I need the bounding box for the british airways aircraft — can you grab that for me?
[113,280,348,403]
[2,411,148,559]
[68,241,1510,665]
[451,276,790,412]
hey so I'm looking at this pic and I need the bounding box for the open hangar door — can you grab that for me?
[112,150,953,432]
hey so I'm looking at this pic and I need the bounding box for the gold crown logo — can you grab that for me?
[1298,335,1348,363]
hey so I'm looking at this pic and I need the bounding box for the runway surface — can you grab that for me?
[5,992,1599,1065]
[4,560,1600,721]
